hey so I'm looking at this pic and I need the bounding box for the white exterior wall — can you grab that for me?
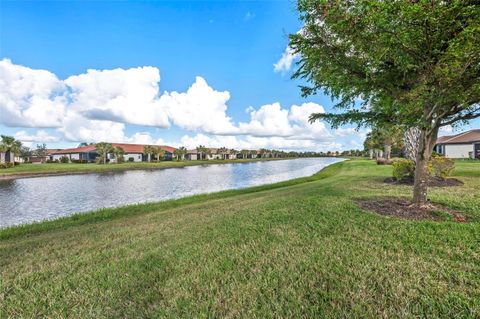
[124,153,143,162]
[445,144,474,158]
[70,153,80,160]
[52,154,67,161]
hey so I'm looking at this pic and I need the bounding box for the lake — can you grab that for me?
[0,158,343,227]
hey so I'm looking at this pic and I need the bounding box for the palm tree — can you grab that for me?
[113,146,125,164]
[250,150,258,159]
[240,149,249,159]
[218,147,228,160]
[196,145,208,160]
[0,135,22,163]
[95,142,114,164]
[143,145,155,162]
[155,147,165,161]
[230,149,238,159]
[174,147,187,161]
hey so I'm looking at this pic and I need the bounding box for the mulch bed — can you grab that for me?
[356,197,468,222]
[384,177,464,187]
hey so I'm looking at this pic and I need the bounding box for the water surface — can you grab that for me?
[0,158,343,227]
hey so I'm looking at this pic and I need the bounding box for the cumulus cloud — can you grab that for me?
[273,46,297,73]
[14,130,60,143]
[66,66,170,128]
[161,77,237,135]
[0,59,238,139]
[0,59,66,127]
[0,59,366,150]
[238,102,331,140]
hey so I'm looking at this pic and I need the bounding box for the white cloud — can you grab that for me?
[65,66,170,128]
[273,46,296,73]
[238,102,331,140]
[14,130,59,143]
[0,59,365,151]
[0,59,66,128]
[161,77,238,135]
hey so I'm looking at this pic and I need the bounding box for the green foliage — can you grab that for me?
[291,0,480,130]
[174,147,187,161]
[128,157,134,162]
[0,162,15,169]
[59,156,70,163]
[392,159,415,181]
[95,142,114,164]
[429,155,455,180]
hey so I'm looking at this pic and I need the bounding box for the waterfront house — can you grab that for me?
[49,143,177,162]
[434,129,480,159]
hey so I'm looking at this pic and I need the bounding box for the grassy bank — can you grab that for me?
[0,157,284,179]
[1,160,479,318]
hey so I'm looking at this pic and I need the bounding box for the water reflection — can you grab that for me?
[0,158,343,227]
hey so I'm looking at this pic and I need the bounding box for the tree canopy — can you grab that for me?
[290,0,480,204]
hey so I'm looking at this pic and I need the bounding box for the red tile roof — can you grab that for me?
[436,129,480,145]
[50,143,176,155]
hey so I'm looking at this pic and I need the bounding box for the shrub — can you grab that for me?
[59,156,70,163]
[376,158,393,165]
[392,159,415,181]
[117,156,125,164]
[46,159,59,163]
[0,162,15,169]
[128,157,134,162]
[429,155,455,180]
[14,161,20,166]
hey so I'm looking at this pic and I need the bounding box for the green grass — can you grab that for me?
[0,160,479,318]
[0,157,283,178]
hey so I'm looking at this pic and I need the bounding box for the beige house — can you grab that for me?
[434,129,480,159]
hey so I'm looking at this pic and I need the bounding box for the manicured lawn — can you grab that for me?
[0,160,479,318]
[0,157,283,178]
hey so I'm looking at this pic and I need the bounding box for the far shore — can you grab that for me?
[0,157,318,180]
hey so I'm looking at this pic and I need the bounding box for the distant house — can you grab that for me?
[49,143,176,162]
[185,148,238,160]
[434,129,480,159]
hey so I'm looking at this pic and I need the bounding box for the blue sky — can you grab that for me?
[0,1,477,151]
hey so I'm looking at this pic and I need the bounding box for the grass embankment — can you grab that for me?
[0,157,283,179]
[1,160,479,318]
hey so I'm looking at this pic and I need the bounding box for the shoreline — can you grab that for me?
[0,159,346,235]
[0,157,309,180]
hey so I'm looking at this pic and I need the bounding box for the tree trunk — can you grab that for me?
[412,127,439,205]
[148,154,151,162]
[103,152,107,165]
[384,143,392,160]
[369,149,373,159]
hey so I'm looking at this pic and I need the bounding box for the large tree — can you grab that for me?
[95,142,114,165]
[290,0,480,205]
[0,135,22,163]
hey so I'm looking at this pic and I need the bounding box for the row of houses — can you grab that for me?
[46,144,273,163]
[49,143,177,162]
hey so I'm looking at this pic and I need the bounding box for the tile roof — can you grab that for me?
[436,129,480,144]
[50,143,176,155]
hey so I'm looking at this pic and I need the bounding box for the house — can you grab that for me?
[434,129,480,159]
[49,143,177,163]
[185,148,238,160]
[0,151,22,163]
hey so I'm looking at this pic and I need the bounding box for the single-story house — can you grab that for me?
[434,129,480,159]
[0,151,22,163]
[49,143,177,163]
[185,148,238,160]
